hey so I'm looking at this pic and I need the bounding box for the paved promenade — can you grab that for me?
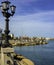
[0,47,34,65]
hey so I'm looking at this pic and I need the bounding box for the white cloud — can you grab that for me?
[12,10,54,22]
[0,11,54,37]
[9,11,54,37]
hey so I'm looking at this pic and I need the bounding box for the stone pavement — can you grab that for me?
[0,47,34,65]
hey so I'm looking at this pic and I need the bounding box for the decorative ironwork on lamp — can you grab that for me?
[0,0,16,47]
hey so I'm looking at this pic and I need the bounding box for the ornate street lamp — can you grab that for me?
[0,28,2,47]
[0,0,16,47]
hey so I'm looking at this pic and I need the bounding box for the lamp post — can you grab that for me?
[0,28,2,47]
[0,0,16,47]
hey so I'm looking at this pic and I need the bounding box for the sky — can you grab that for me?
[0,0,54,38]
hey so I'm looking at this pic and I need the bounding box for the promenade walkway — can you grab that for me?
[0,47,34,65]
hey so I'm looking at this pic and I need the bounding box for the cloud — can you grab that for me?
[9,11,54,37]
[1,0,54,15]
[0,10,54,37]
[0,0,54,37]
[12,0,54,15]
[12,10,54,23]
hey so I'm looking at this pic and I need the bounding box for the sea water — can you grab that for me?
[14,40,54,65]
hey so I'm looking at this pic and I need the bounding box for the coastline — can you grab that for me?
[9,39,48,46]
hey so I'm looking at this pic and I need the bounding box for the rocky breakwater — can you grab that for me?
[9,36,48,46]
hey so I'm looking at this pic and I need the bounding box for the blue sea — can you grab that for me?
[14,40,54,65]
